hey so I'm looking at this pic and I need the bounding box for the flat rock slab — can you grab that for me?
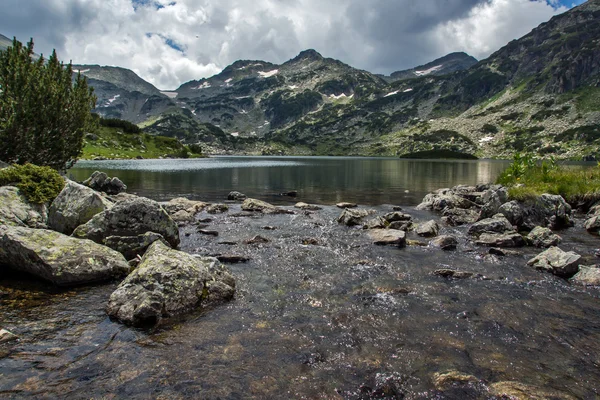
[338,208,370,226]
[336,202,357,209]
[0,226,129,286]
[242,198,286,214]
[527,246,581,278]
[368,229,406,247]
[475,232,525,248]
[106,241,235,327]
[295,202,322,211]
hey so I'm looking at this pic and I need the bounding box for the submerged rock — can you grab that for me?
[368,229,406,247]
[489,381,576,400]
[338,208,370,226]
[48,180,113,235]
[83,171,127,195]
[0,186,48,229]
[206,203,229,214]
[244,235,269,245]
[432,371,480,391]
[527,246,581,278]
[416,220,439,237]
[527,226,561,248]
[0,226,129,286]
[106,241,235,327]
[433,269,473,279]
[72,197,180,248]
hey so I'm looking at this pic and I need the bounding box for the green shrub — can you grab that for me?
[98,117,141,134]
[0,163,65,203]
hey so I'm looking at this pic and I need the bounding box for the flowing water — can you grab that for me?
[2,158,600,399]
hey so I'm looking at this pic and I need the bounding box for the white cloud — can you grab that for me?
[436,0,568,59]
[0,0,578,89]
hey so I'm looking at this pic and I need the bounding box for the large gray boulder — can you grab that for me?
[0,226,129,286]
[527,247,581,278]
[160,197,206,224]
[430,235,458,251]
[479,187,509,219]
[0,186,48,228]
[72,197,180,248]
[48,180,113,235]
[338,208,370,226]
[106,241,235,327]
[497,200,525,227]
[83,171,127,195]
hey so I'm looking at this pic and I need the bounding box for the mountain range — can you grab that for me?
[3,0,600,160]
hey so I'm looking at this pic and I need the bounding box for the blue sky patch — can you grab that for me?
[545,0,585,9]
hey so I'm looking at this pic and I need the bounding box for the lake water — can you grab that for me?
[70,157,511,206]
[4,156,600,398]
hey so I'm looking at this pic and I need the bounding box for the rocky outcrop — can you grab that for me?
[416,220,439,237]
[48,180,113,235]
[527,226,561,248]
[0,186,48,228]
[570,266,600,286]
[106,241,235,327]
[103,232,170,261]
[368,229,406,246]
[383,212,412,223]
[72,197,180,248]
[338,208,370,226]
[0,226,129,286]
[83,171,127,195]
[527,246,581,278]
[0,329,18,344]
[584,206,600,234]
[241,198,284,214]
[489,381,577,400]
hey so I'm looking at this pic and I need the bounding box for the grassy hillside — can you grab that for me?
[81,121,203,160]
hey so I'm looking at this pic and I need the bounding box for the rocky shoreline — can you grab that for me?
[2,167,600,397]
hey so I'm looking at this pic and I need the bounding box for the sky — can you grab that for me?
[0,0,587,90]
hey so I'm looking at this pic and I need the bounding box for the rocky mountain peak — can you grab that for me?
[290,49,323,63]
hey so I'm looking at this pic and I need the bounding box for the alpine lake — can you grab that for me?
[2,156,600,399]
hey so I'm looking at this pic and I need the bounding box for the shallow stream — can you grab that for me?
[2,202,600,399]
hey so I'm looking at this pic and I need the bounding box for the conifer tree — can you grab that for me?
[0,38,96,170]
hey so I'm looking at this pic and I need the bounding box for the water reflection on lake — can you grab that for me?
[70,157,511,206]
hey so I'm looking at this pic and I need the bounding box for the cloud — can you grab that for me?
[0,0,580,89]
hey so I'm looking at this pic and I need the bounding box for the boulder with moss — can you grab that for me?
[0,226,129,286]
[72,197,180,248]
[0,186,49,228]
[106,241,235,327]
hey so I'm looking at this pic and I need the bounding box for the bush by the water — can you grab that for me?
[0,163,65,203]
[497,153,600,202]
